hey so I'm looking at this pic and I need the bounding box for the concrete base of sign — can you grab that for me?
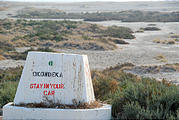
[3,102,112,120]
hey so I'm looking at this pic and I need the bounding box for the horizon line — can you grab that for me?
[0,0,176,3]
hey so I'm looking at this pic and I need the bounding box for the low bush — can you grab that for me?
[141,27,161,31]
[57,40,117,50]
[153,38,177,45]
[0,81,18,108]
[15,8,179,22]
[0,41,15,53]
[148,24,156,26]
[92,64,179,119]
[0,55,5,60]
[3,47,56,60]
[0,67,22,83]
[0,67,22,109]
[112,78,179,119]
[154,54,168,63]
[103,26,135,39]
[92,63,136,101]
[135,29,144,33]
[0,19,135,51]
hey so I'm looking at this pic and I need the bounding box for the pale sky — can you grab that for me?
[1,0,172,2]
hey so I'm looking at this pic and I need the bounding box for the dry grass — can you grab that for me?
[127,63,179,74]
[135,29,144,33]
[153,34,179,44]
[0,55,5,60]
[14,101,102,109]
[153,38,161,43]
[0,19,134,51]
[154,54,168,62]
[140,27,161,31]
[153,38,176,44]
[104,37,129,44]
[166,63,179,72]
[0,7,8,11]
[56,40,117,50]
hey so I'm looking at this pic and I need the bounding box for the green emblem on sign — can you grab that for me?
[48,61,53,66]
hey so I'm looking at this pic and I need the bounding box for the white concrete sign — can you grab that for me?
[14,52,95,105]
[3,52,112,120]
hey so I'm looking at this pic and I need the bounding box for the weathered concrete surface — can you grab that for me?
[3,52,112,120]
[14,52,95,105]
[3,102,111,120]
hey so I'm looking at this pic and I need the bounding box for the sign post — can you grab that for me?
[3,52,111,120]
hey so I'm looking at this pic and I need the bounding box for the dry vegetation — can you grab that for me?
[3,47,57,60]
[153,38,177,44]
[135,29,144,33]
[139,27,161,31]
[127,63,179,75]
[15,7,179,22]
[153,33,179,45]
[154,54,168,63]
[0,7,8,11]
[136,26,161,33]
[153,34,179,45]
[167,63,179,72]
[15,100,102,109]
[92,64,179,119]
[0,55,5,60]
[0,19,134,59]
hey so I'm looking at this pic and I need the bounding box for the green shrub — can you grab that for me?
[0,67,22,83]
[104,26,135,39]
[140,27,161,31]
[17,20,76,42]
[0,81,18,108]
[82,35,90,40]
[0,109,2,116]
[0,19,136,51]
[92,64,179,119]
[117,102,152,119]
[0,41,15,53]
[2,21,12,30]
[4,47,56,60]
[92,63,135,101]
[112,78,179,119]
[0,67,22,115]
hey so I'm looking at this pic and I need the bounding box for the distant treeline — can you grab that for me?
[15,8,179,22]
